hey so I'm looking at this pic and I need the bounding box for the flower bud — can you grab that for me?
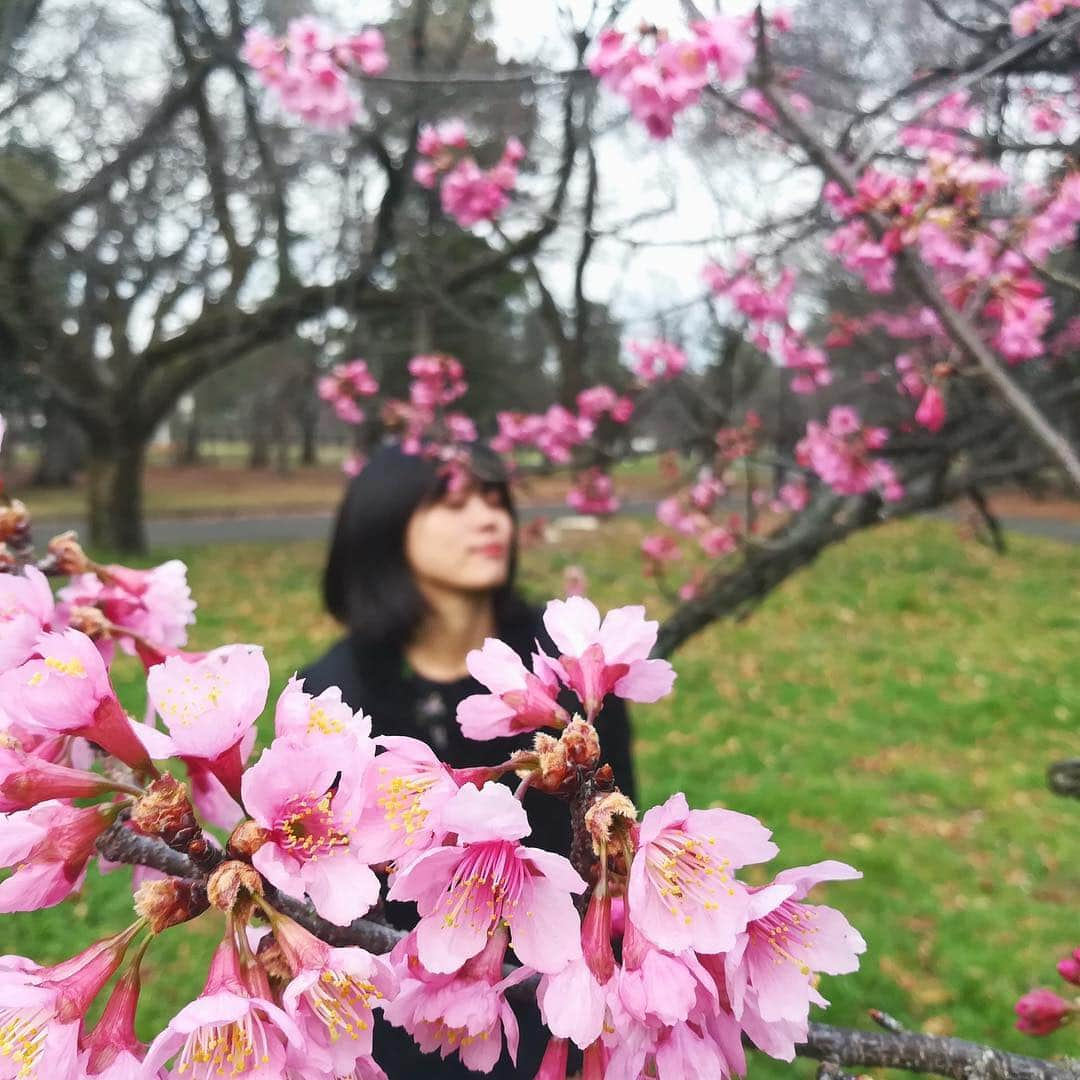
[207,860,264,913]
[68,605,111,640]
[560,717,601,769]
[1015,988,1072,1035]
[134,878,209,933]
[253,935,292,988]
[47,531,91,574]
[0,501,30,544]
[131,773,196,845]
[535,1036,570,1080]
[581,888,615,985]
[228,820,271,860]
[584,791,638,857]
[1058,953,1080,986]
[532,732,569,793]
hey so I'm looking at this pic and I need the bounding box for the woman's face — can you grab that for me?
[404,479,514,595]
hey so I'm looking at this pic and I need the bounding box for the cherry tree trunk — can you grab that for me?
[86,440,147,554]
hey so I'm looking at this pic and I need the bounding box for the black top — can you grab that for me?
[301,607,636,1078]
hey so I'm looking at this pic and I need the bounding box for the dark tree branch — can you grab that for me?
[801,1021,1080,1080]
[16,58,223,262]
[96,818,207,880]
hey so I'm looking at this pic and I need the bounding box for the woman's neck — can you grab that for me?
[404,587,496,682]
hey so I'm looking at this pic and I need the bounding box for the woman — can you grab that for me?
[302,443,636,1078]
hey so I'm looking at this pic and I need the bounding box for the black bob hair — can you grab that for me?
[323,443,528,649]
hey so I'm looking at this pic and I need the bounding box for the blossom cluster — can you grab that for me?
[243,17,388,129]
[796,406,903,501]
[589,16,756,138]
[703,261,832,394]
[825,152,1080,365]
[317,358,379,424]
[414,119,526,228]
[1010,0,1080,37]
[318,353,478,484]
[628,339,689,385]
[636,412,809,601]
[0,443,865,1079]
[1015,944,1080,1036]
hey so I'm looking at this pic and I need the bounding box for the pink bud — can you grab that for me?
[581,888,615,985]
[1058,955,1080,985]
[1016,988,1071,1035]
[535,1036,570,1080]
[915,385,946,432]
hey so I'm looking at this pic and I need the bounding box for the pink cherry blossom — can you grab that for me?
[616,915,715,1030]
[604,977,738,1080]
[826,220,896,292]
[535,1037,570,1080]
[693,14,754,81]
[628,791,776,954]
[78,959,156,1078]
[542,597,675,720]
[1,630,153,772]
[567,469,620,516]
[388,782,585,975]
[59,560,195,660]
[532,405,593,463]
[1057,947,1080,985]
[269,913,397,1075]
[0,745,134,812]
[657,495,700,537]
[690,475,727,511]
[641,534,681,566]
[412,160,438,188]
[699,526,737,558]
[440,158,511,227]
[457,638,569,741]
[243,19,387,130]
[603,918,743,1080]
[589,17,754,139]
[273,675,372,746]
[573,385,632,425]
[0,800,116,912]
[408,354,467,408]
[1011,1,1043,36]
[385,926,530,1073]
[796,408,903,500]
[241,734,379,927]
[342,452,367,478]
[629,340,688,384]
[0,929,137,1080]
[338,30,388,76]
[537,955,610,1053]
[148,644,269,799]
[0,566,54,674]
[776,480,810,512]
[915,385,946,432]
[537,890,617,1050]
[1023,173,1080,262]
[144,936,303,1079]
[1016,988,1073,1035]
[351,735,463,865]
[722,861,865,1038]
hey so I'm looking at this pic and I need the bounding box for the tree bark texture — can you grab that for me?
[86,440,147,554]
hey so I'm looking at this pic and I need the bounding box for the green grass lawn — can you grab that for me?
[3,519,1079,1075]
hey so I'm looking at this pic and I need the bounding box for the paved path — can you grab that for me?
[32,501,1080,548]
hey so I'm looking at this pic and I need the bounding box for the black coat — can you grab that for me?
[301,608,636,1078]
